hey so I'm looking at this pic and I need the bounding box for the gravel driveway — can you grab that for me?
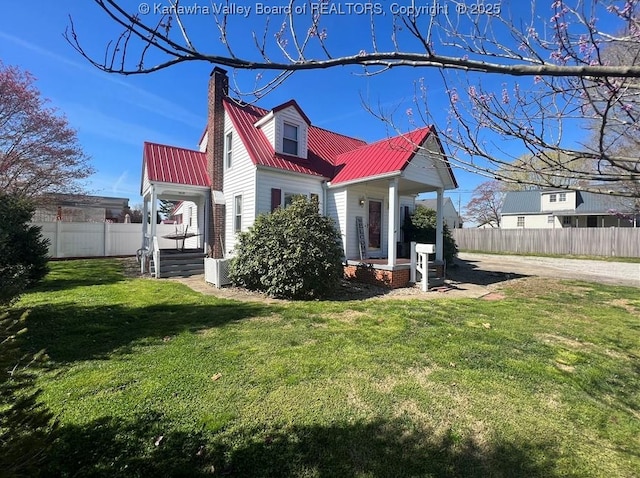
[457,252,640,288]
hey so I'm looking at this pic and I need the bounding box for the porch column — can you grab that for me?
[150,186,158,244]
[387,177,398,266]
[436,188,444,262]
[141,197,149,249]
[203,191,211,254]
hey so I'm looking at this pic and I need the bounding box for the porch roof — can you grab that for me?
[331,127,432,184]
[143,142,211,188]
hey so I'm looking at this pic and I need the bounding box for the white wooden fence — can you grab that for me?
[33,222,198,259]
[452,228,640,258]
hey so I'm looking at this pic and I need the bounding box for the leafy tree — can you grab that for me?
[158,200,178,220]
[0,62,93,199]
[229,195,344,299]
[403,206,458,264]
[0,193,49,306]
[464,181,505,228]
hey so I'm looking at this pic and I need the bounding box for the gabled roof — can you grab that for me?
[223,99,366,178]
[502,190,636,215]
[147,98,457,189]
[143,142,211,188]
[331,127,433,184]
[272,100,311,125]
[417,197,459,214]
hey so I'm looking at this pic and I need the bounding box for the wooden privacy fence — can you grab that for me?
[452,228,640,258]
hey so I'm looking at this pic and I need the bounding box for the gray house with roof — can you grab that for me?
[501,190,639,229]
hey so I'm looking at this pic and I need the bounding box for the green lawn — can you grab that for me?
[8,259,640,477]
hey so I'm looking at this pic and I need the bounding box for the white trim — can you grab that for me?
[254,111,274,128]
[327,171,402,189]
[256,165,329,180]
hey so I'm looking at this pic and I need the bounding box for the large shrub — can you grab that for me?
[403,205,458,265]
[0,193,50,306]
[229,195,344,299]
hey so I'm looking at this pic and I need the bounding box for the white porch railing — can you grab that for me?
[410,242,436,292]
[152,236,160,279]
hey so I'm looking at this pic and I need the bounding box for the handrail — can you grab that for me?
[152,236,160,278]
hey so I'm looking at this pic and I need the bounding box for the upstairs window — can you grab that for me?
[517,216,525,227]
[559,192,567,202]
[225,132,233,168]
[283,123,298,156]
[549,194,557,203]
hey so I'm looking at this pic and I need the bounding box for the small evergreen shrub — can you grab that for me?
[229,195,344,299]
[0,194,49,306]
[403,205,458,265]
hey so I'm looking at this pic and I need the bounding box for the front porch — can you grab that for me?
[344,258,445,289]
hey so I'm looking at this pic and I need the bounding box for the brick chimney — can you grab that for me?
[207,67,228,258]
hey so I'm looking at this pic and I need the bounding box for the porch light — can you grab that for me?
[359,196,365,207]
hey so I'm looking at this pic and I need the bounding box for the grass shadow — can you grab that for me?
[32,259,130,293]
[43,414,571,478]
[20,301,278,364]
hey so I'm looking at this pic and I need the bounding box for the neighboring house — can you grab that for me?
[170,200,196,226]
[501,190,639,229]
[33,194,129,223]
[416,197,463,229]
[140,68,458,286]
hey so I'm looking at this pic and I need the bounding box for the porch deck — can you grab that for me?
[344,257,444,289]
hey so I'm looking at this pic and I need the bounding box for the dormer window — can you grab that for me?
[549,194,557,202]
[283,123,298,156]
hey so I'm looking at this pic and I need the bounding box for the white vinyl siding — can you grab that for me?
[223,115,257,255]
[274,107,308,159]
[541,191,576,212]
[258,115,276,146]
[402,135,455,190]
[255,169,323,216]
[326,188,347,259]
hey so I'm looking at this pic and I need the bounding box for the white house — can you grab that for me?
[501,190,639,229]
[416,197,463,229]
[139,68,458,287]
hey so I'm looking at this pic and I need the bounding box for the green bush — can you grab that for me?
[0,193,50,306]
[229,195,344,299]
[402,205,458,265]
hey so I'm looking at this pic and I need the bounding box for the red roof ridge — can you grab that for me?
[362,125,433,148]
[144,140,203,154]
[309,123,367,145]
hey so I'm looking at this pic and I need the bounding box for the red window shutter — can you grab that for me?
[271,188,282,211]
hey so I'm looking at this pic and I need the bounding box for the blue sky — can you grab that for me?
[1,1,614,212]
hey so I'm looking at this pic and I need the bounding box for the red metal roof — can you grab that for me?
[331,127,434,184]
[223,99,367,178]
[146,99,456,189]
[144,142,211,187]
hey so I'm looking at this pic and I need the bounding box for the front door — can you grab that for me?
[368,200,382,251]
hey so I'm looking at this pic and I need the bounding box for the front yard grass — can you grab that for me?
[10,259,640,477]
